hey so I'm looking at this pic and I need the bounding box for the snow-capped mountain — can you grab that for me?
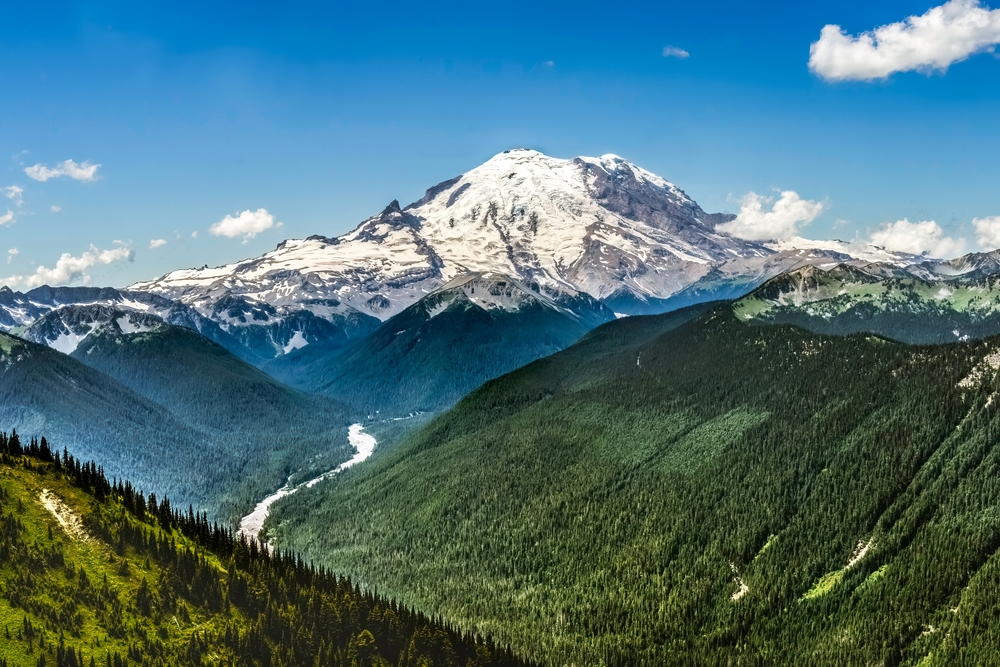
[132,149,915,325]
[0,286,273,360]
[24,305,167,354]
[0,284,378,362]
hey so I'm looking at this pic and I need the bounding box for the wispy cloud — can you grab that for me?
[869,219,965,257]
[716,190,825,241]
[210,208,279,241]
[7,248,17,264]
[3,186,23,206]
[25,159,100,182]
[149,238,167,249]
[809,0,1000,81]
[662,45,690,59]
[0,211,13,227]
[2,243,134,289]
[50,205,61,213]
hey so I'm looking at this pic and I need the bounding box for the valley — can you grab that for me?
[13,2,1000,663]
[6,151,1000,666]
[238,423,378,543]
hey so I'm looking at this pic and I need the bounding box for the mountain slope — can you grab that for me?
[0,284,380,364]
[131,150,915,323]
[735,257,1000,343]
[265,273,616,416]
[38,305,348,437]
[0,330,223,509]
[1,320,355,521]
[0,439,526,667]
[266,307,1000,665]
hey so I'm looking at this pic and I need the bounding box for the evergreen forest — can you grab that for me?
[0,432,526,667]
[266,305,1000,666]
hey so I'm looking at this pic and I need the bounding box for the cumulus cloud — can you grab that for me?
[7,248,17,264]
[2,244,134,289]
[809,0,1000,81]
[25,159,100,182]
[973,216,1000,249]
[191,231,198,238]
[869,219,966,257]
[716,190,825,241]
[50,205,61,212]
[149,238,167,249]
[0,211,12,227]
[4,186,23,206]
[210,208,278,240]
[662,45,690,58]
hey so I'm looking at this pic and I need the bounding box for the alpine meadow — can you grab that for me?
[4,1,1000,665]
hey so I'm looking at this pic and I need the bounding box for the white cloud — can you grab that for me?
[50,205,61,213]
[149,238,167,249]
[973,216,1000,249]
[25,159,100,182]
[809,0,1000,81]
[210,208,277,240]
[1,244,134,289]
[662,45,690,58]
[4,186,23,206]
[191,231,198,238]
[7,248,17,264]
[869,219,965,257]
[0,211,12,227]
[716,190,825,241]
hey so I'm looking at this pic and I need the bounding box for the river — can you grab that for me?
[238,423,376,541]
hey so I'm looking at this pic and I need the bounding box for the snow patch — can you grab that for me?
[116,316,157,335]
[49,328,92,354]
[282,330,308,354]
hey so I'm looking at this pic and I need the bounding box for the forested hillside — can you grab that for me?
[0,328,353,523]
[267,305,1000,666]
[0,432,527,667]
[265,274,614,418]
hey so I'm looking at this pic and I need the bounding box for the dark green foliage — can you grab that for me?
[0,437,527,667]
[266,286,616,418]
[268,306,1000,665]
[0,330,353,522]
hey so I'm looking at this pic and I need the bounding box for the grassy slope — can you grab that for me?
[0,451,526,667]
[267,306,1000,666]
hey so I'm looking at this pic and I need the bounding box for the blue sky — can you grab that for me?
[2,0,999,287]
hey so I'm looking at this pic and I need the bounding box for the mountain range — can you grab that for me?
[129,149,916,327]
[7,149,1000,666]
[735,250,1000,344]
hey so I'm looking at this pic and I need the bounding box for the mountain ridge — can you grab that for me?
[129,149,918,325]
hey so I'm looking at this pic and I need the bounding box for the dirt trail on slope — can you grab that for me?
[39,488,90,542]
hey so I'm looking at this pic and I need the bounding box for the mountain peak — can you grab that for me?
[128,150,931,323]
